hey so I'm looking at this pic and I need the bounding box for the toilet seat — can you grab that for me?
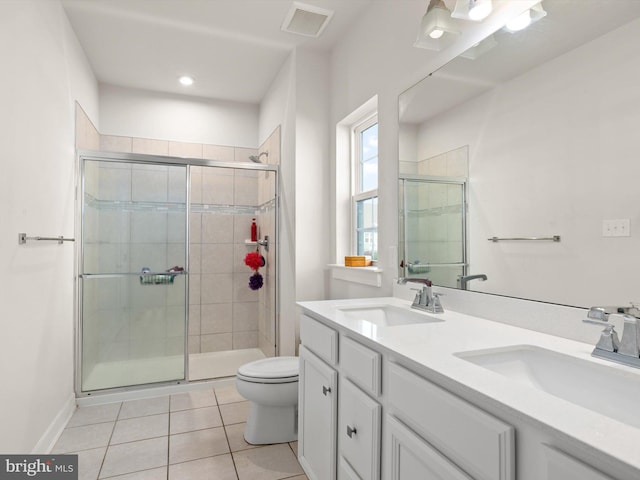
[237,356,299,384]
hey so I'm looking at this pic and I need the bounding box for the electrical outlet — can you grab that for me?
[602,219,631,237]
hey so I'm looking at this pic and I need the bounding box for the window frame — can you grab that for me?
[351,114,378,260]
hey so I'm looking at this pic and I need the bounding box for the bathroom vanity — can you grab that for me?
[297,297,640,480]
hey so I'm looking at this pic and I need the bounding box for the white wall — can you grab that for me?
[294,49,331,302]
[329,3,442,299]
[0,0,98,452]
[100,84,259,148]
[415,18,640,307]
[259,51,297,355]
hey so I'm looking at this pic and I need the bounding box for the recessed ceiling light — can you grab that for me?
[179,76,194,86]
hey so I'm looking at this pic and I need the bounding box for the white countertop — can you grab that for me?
[298,297,640,473]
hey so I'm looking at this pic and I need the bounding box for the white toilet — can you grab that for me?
[236,356,299,445]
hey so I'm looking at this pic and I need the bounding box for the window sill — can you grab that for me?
[328,264,383,287]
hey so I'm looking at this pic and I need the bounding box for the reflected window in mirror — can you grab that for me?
[353,115,378,261]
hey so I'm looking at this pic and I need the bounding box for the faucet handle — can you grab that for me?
[595,324,620,353]
[432,292,443,307]
[409,288,422,304]
[586,307,609,322]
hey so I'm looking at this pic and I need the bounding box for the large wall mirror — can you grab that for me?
[398,0,640,308]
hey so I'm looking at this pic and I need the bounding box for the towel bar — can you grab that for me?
[488,235,561,242]
[18,233,75,245]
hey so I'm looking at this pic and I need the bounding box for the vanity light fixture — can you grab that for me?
[178,75,194,86]
[468,0,492,20]
[505,2,547,32]
[414,0,459,50]
[452,0,492,21]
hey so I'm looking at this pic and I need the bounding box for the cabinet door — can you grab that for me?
[299,345,338,480]
[387,362,514,480]
[339,378,381,480]
[542,445,614,480]
[384,415,473,480]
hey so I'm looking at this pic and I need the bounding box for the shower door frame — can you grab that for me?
[399,174,468,285]
[75,150,280,396]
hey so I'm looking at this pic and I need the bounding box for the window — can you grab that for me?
[352,116,378,261]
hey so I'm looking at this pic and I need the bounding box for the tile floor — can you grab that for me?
[53,384,307,480]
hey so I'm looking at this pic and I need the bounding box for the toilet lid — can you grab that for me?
[237,356,299,380]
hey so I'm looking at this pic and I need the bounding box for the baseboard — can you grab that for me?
[32,393,76,454]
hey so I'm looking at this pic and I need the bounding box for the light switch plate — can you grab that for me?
[602,219,631,237]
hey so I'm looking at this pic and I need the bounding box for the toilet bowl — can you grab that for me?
[236,356,299,445]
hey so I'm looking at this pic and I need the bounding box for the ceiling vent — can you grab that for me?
[281,2,334,38]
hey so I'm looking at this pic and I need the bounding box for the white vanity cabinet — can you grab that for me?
[298,313,515,480]
[298,302,640,480]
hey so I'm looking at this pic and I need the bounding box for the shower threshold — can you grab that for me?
[189,348,266,381]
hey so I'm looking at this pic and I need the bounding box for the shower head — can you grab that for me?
[249,151,269,163]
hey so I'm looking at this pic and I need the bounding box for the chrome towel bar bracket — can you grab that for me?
[18,233,75,245]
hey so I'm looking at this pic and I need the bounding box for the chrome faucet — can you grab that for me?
[457,274,488,290]
[583,304,640,368]
[397,278,444,313]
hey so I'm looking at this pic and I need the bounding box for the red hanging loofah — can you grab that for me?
[244,251,263,271]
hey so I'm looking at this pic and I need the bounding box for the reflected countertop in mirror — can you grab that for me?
[398,0,640,308]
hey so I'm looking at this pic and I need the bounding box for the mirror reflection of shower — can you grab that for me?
[249,151,268,163]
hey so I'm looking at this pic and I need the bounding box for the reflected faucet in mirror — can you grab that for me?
[457,274,487,290]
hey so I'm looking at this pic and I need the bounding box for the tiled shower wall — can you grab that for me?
[76,104,281,360]
[187,166,261,355]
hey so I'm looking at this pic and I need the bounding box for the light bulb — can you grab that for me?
[506,9,531,31]
[179,76,194,86]
[429,29,444,39]
[468,0,492,21]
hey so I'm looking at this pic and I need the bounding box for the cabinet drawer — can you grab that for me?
[340,336,381,397]
[300,314,338,366]
[339,379,381,480]
[387,362,514,480]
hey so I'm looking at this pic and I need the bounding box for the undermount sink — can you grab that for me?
[456,345,640,428]
[337,304,443,327]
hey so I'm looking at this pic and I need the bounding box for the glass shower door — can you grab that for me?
[401,178,467,288]
[80,157,188,392]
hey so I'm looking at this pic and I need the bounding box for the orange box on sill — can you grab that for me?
[344,255,372,267]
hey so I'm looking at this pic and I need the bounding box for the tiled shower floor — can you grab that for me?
[52,384,307,480]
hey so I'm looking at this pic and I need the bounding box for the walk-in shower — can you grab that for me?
[76,152,278,394]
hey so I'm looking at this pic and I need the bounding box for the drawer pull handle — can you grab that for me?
[346,425,357,438]
[322,385,331,396]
